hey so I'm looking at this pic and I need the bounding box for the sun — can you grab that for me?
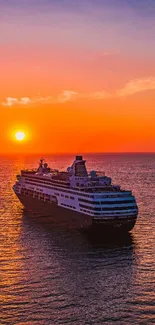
[15,131,26,141]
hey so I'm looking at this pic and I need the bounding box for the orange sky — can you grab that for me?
[1,1,155,154]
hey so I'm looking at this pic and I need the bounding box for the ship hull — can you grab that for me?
[15,193,137,233]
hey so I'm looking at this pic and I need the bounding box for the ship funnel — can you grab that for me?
[73,156,88,177]
[76,155,83,161]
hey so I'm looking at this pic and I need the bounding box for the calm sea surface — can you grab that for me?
[0,153,155,325]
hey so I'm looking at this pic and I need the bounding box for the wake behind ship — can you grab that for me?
[13,156,138,232]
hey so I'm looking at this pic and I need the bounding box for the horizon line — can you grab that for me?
[0,151,155,156]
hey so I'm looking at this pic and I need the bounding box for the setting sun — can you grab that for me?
[15,131,26,141]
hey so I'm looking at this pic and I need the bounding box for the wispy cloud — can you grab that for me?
[1,90,109,107]
[2,96,33,107]
[1,91,79,107]
[118,77,155,97]
[2,97,18,107]
[57,90,78,103]
[1,77,155,107]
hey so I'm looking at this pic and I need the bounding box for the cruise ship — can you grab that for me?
[13,156,138,232]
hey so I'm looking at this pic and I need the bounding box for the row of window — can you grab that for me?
[93,214,137,219]
[21,188,57,203]
[80,208,137,217]
[79,203,136,211]
[24,175,68,185]
[24,183,75,201]
[24,180,93,197]
[21,187,75,203]
[24,181,69,191]
[61,203,76,209]
[86,193,131,198]
[80,209,107,216]
[24,178,69,188]
[61,194,74,199]
[78,198,135,205]
[75,177,86,180]
[80,208,93,214]
[21,188,34,196]
[25,187,74,201]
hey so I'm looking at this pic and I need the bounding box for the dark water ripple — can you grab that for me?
[0,154,155,324]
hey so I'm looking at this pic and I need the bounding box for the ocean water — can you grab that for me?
[0,153,155,325]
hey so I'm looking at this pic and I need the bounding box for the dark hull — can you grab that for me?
[15,193,137,233]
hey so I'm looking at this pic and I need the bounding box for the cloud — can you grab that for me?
[1,91,79,107]
[2,97,19,107]
[57,90,79,103]
[1,91,110,107]
[118,77,155,97]
[1,95,52,107]
[2,97,32,107]
[19,97,32,105]
[1,77,155,107]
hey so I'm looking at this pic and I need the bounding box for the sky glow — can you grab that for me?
[0,0,155,153]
